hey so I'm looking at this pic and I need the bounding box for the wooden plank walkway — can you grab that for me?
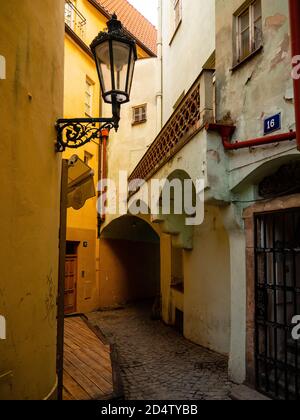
[63,317,115,400]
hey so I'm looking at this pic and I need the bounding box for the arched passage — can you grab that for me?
[157,169,197,331]
[98,215,160,310]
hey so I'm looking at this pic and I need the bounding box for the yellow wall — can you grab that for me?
[63,0,152,313]
[63,0,104,314]
[184,206,231,355]
[0,0,64,400]
[67,228,98,313]
[99,239,160,307]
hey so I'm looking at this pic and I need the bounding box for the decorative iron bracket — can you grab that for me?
[55,102,120,152]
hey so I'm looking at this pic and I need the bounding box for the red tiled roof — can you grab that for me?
[93,0,157,56]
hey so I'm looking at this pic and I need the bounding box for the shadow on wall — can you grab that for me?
[99,216,160,308]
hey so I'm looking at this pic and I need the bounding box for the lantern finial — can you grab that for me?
[107,13,122,32]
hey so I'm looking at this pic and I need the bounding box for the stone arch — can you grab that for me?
[153,169,201,250]
[232,154,300,196]
[99,215,161,311]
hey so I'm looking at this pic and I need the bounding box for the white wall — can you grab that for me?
[161,0,215,122]
[103,57,158,227]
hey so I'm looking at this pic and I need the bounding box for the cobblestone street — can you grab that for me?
[88,303,232,400]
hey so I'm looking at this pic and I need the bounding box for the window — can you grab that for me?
[85,78,94,117]
[132,105,147,125]
[84,151,93,165]
[174,0,182,30]
[0,55,6,80]
[235,0,262,64]
[169,0,182,43]
[65,1,75,30]
[64,0,86,39]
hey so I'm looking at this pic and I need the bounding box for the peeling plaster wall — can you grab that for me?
[214,0,297,384]
[0,0,64,400]
[216,0,296,193]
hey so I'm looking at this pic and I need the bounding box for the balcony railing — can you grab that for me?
[65,0,86,40]
[128,71,215,187]
[129,78,204,186]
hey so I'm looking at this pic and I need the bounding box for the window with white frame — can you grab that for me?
[84,151,93,165]
[65,1,75,30]
[174,0,182,30]
[0,55,6,80]
[132,105,147,125]
[235,0,262,64]
[85,78,94,117]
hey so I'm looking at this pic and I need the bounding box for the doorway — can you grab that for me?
[171,246,184,334]
[254,209,300,400]
[64,241,79,315]
[99,216,160,311]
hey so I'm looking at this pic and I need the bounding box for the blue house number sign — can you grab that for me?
[264,113,281,135]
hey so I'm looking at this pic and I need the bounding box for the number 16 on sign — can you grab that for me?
[264,113,281,135]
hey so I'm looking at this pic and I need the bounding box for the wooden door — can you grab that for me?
[64,255,77,315]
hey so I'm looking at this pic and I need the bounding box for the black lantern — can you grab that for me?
[55,14,137,152]
[91,14,137,105]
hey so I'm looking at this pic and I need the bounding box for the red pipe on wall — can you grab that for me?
[207,2,300,152]
[289,0,300,151]
[207,123,296,151]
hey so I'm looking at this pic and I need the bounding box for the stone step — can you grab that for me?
[230,385,271,401]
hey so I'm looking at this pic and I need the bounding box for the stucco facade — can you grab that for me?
[110,0,299,395]
[63,0,105,314]
[98,53,160,306]
[63,0,156,314]
[161,0,216,123]
[0,0,64,400]
[64,0,157,312]
[214,0,298,386]
[104,0,232,357]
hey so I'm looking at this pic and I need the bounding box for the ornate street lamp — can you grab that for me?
[56,14,137,152]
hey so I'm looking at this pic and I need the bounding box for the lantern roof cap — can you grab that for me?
[92,0,157,56]
[90,14,138,60]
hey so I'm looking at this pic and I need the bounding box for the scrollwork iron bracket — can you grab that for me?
[55,117,117,152]
[56,95,121,152]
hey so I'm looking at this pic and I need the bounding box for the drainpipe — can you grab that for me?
[97,131,103,237]
[100,129,109,222]
[97,129,109,235]
[289,0,300,151]
[209,1,300,152]
[207,123,296,150]
[156,0,163,132]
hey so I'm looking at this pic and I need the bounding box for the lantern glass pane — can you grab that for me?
[112,40,131,102]
[127,48,135,97]
[95,41,112,95]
